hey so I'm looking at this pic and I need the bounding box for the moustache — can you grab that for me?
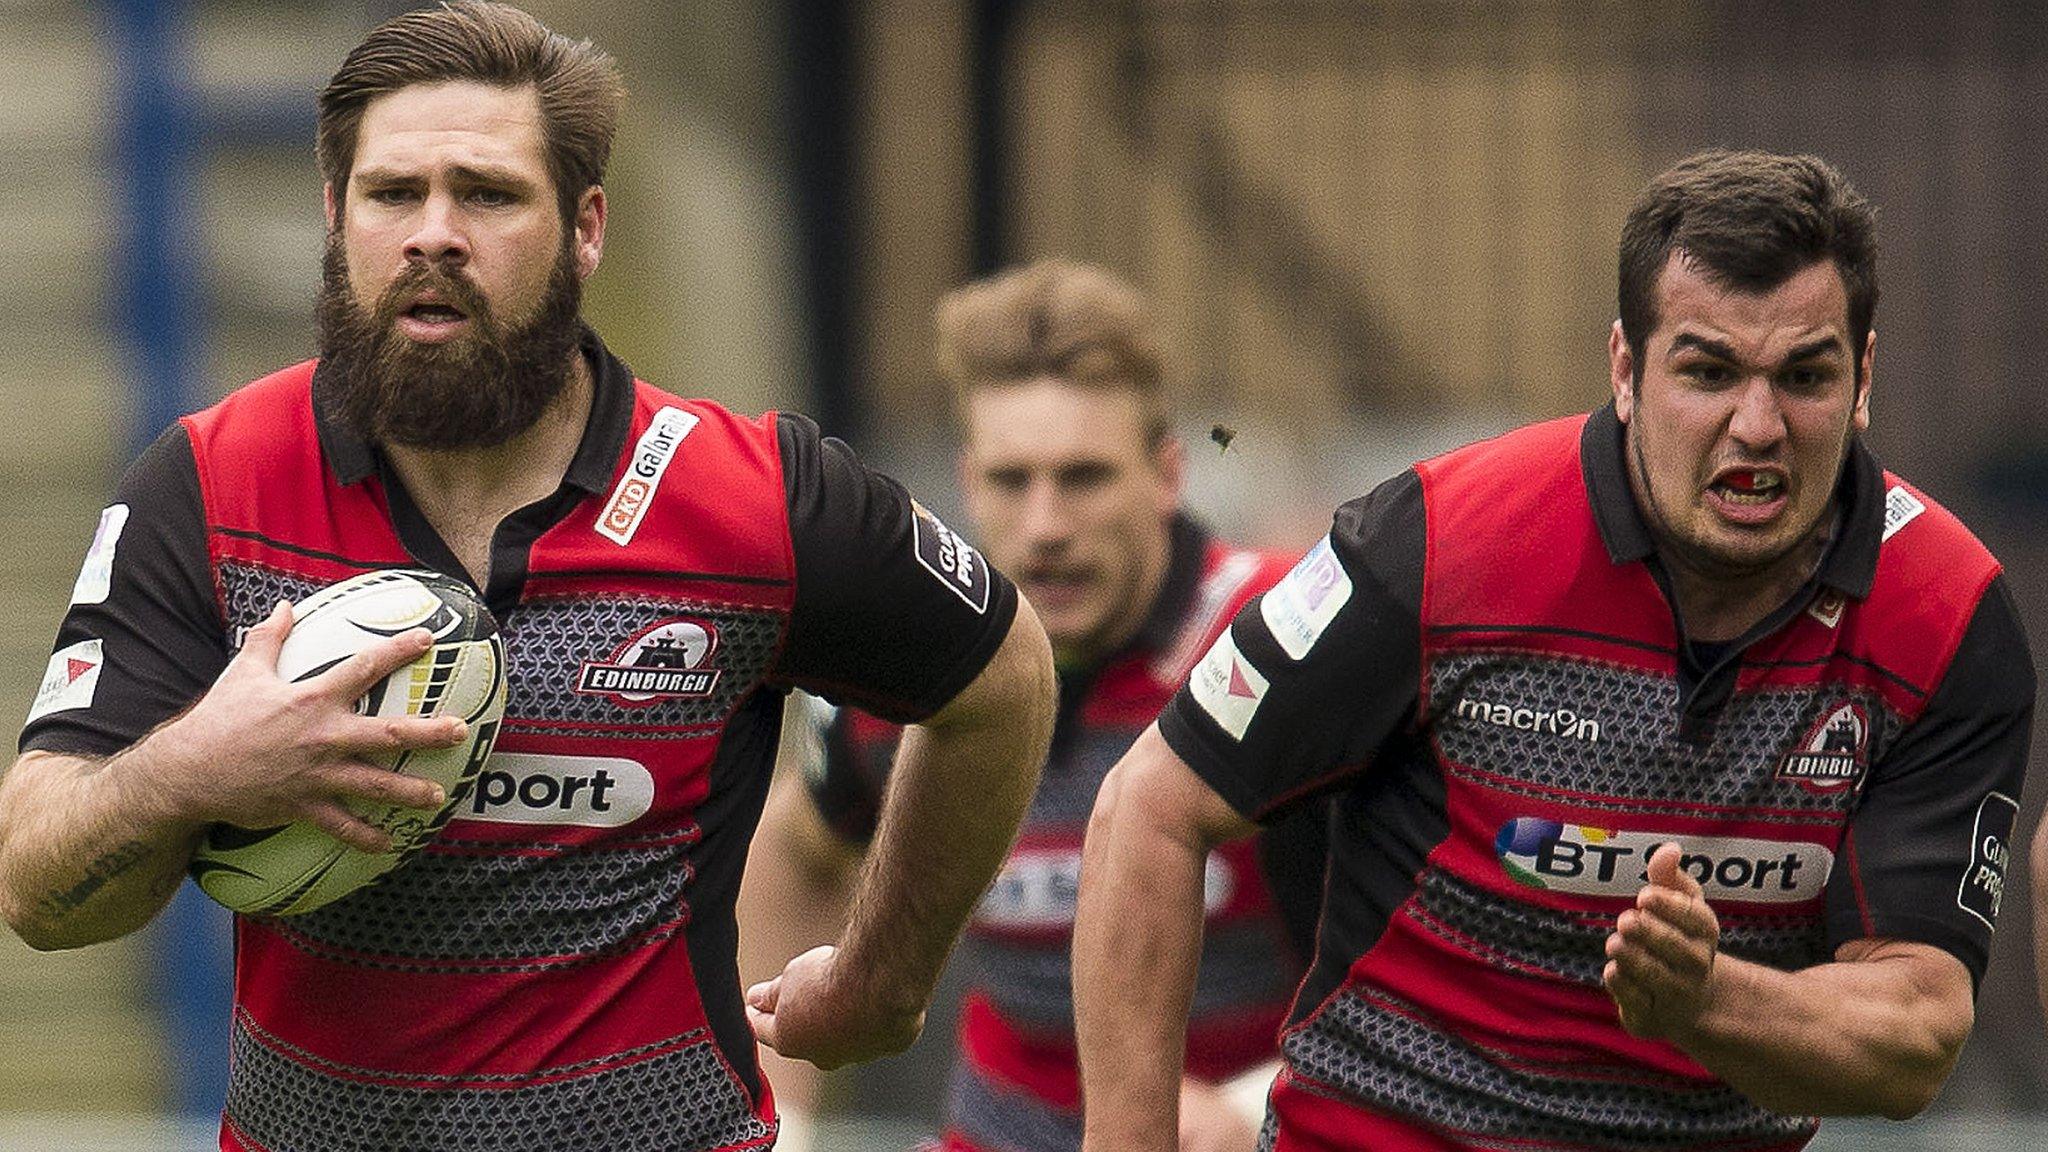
[374,261,493,326]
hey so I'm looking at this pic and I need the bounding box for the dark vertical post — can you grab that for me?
[784,0,865,442]
[967,0,1019,275]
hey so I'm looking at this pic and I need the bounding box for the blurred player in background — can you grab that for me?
[1074,149,2036,1150]
[739,258,1325,1152]
[0,4,1055,1150]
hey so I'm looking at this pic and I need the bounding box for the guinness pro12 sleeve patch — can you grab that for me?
[911,501,992,614]
[70,504,129,606]
[1261,535,1353,660]
[1957,791,2019,930]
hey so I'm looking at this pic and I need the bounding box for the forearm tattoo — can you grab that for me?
[35,839,152,921]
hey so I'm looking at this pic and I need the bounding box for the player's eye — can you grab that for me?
[1778,364,1832,394]
[1057,462,1116,493]
[1684,362,1736,388]
[984,468,1028,493]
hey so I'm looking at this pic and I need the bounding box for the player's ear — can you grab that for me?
[1853,329,1875,432]
[1152,430,1186,515]
[573,185,606,280]
[323,182,339,232]
[956,444,985,522]
[1608,320,1635,423]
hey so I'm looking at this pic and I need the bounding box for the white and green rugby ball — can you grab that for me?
[189,569,507,916]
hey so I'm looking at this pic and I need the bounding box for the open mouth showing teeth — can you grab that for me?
[1712,470,1784,505]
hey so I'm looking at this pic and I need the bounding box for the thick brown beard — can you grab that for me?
[316,232,584,450]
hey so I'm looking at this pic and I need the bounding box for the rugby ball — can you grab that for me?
[188,569,508,916]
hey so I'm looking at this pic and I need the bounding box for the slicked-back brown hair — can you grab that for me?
[1618,149,1877,380]
[935,259,1170,446]
[317,1,625,221]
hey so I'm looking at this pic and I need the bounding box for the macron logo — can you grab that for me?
[597,407,699,547]
[1455,696,1602,744]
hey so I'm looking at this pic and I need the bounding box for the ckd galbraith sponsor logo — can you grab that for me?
[596,406,700,546]
[577,618,722,704]
[1454,695,1602,743]
[1776,701,1869,792]
[465,753,655,827]
[1494,818,1832,903]
[977,846,1233,931]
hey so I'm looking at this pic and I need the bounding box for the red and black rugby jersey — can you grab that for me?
[802,518,1318,1152]
[22,328,1020,1152]
[1158,406,2034,1151]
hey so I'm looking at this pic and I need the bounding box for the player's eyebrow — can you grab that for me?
[352,163,536,190]
[1781,335,1846,363]
[1667,332,1845,365]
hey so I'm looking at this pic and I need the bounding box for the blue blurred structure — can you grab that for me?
[109,0,307,1120]
[111,0,203,457]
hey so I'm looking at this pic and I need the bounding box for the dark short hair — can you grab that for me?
[317,1,625,220]
[934,258,1170,446]
[1617,149,1877,378]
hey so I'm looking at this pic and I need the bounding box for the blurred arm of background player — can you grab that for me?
[1075,725,1260,1152]
[743,693,1278,1152]
[738,706,866,1143]
[0,604,459,950]
[747,599,1055,1071]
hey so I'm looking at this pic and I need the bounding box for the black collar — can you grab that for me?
[312,324,636,497]
[1127,514,1212,656]
[1580,402,1883,600]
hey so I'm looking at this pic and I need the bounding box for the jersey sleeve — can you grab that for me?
[770,413,1019,724]
[19,424,226,757]
[1824,573,2035,988]
[1157,470,1426,822]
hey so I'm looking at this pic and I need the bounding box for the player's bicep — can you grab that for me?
[21,426,224,757]
[1825,576,2034,987]
[771,413,1018,723]
[1159,474,1426,823]
[1095,724,1259,853]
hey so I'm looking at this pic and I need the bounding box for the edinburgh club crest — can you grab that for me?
[577,618,722,704]
[1776,701,1869,792]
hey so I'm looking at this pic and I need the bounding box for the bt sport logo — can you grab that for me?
[1494,818,1832,904]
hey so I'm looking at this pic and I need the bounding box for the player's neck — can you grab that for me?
[382,353,595,583]
[1660,516,1833,644]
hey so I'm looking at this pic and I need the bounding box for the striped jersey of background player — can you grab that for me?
[1072,150,2036,1151]
[0,4,1057,1150]
[739,259,1326,1152]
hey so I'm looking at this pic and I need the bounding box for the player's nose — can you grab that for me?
[1727,376,1788,450]
[403,192,470,268]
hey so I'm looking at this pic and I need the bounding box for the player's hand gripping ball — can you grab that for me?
[188,570,508,916]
